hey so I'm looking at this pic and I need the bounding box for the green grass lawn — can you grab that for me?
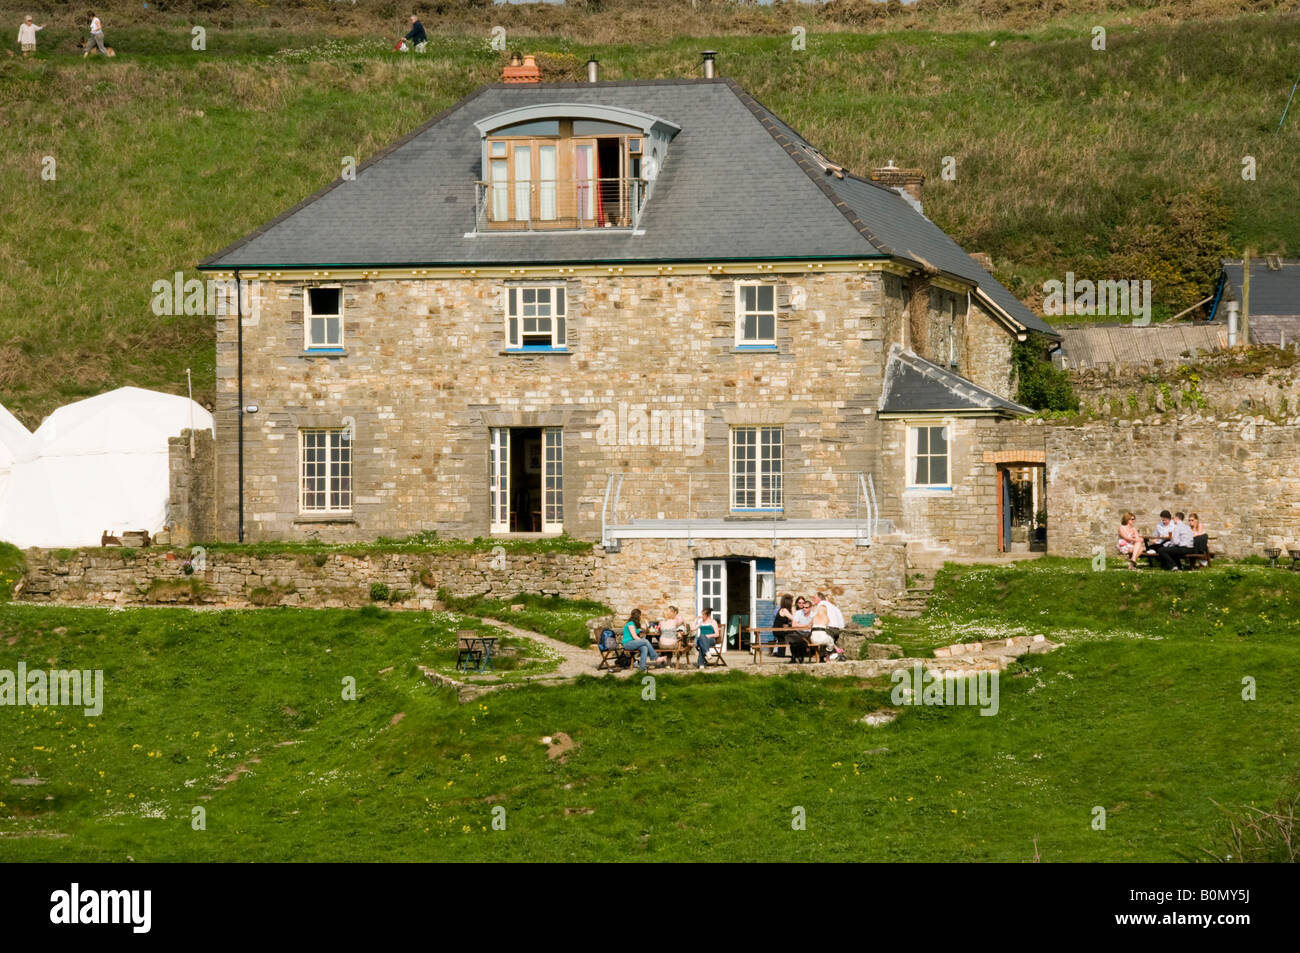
[1,558,1296,861]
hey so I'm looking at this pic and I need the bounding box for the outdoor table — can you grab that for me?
[745,627,811,664]
[456,635,498,673]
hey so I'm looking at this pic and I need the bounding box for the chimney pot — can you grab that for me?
[701,50,717,79]
[503,52,541,84]
[586,57,599,83]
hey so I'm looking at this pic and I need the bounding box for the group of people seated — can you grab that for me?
[1117,510,1209,571]
[617,606,719,672]
[769,592,847,661]
[615,591,849,672]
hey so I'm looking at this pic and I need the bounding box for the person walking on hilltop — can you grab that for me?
[401,13,427,53]
[82,10,108,57]
[18,15,44,57]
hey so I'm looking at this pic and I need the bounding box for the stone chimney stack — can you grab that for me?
[871,160,925,212]
[503,53,541,84]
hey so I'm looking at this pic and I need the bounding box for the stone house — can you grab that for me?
[197,67,1056,623]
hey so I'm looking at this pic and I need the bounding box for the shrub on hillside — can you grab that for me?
[1012,334,1078,412]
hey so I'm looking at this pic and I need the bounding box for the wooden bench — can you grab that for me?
[746,627,828,665]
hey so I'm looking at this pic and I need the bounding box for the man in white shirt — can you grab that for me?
[1158,512,1195,570]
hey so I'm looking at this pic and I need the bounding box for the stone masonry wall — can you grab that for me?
[17,538,907,616]
[167,429,216,546]
[213,269,1018,546]
[878,416,1046,557]
[1045,416,1300,557]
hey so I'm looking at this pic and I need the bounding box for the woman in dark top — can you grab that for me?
[771,593,795,658]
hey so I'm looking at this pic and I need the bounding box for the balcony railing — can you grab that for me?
[474,176,648,232]
[599,469,883,550]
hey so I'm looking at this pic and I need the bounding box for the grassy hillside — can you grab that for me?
[1,558,1296,861]
[1,9,1299,423]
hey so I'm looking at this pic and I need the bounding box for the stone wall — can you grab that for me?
[1069,360,1300,420]
[167,429,216,546]
[879,416,1046,557]
[214,268,1020,546]
[1045,416,1300,557]
[16,537,907,616]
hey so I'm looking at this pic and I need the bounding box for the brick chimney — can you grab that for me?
[871,161,925,212]
[503,53,541,84]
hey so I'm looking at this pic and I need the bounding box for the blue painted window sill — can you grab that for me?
[301,348,346,357]
[733,345,778,352]
[503,347,570,355]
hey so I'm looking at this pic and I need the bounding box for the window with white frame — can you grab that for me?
[506,285,566,349]
[300,428,352,513]
[731,426,783,510]
[735,281,777,346]
[304,287,343,350]
[909,424,949,488]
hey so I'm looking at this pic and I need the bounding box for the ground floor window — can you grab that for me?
[300,428,351,513]
[908,424,949,488]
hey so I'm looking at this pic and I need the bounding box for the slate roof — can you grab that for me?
[878,345,1033,417]
[1218,258,1300,318]
[200,77,1054,336]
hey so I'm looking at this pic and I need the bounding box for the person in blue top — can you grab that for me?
[695,607,719,669]
[621,608,663,672]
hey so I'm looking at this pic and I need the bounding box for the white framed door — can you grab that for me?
[489,428,510,533]
[696,559,726,650]
[542,427,563,533]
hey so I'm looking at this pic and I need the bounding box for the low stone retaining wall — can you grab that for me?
[15,548,602,609]
[13,537,906,615]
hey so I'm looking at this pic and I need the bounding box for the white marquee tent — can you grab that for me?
[0,387,213,549]
[0,403,34,515]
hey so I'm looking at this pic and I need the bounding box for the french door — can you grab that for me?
[489,428,510,533]
[542,427,563,533]
[696,560,726,649]
[488,427,563,533]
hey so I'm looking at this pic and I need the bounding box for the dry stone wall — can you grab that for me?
[16,538,907,616]
[1045,415,1300,557]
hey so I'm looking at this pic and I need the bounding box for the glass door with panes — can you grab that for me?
[696,560,726,651]
[542,428,563,533]
[489,428,510,533]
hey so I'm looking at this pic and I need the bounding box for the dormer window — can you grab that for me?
[474,104,679,233]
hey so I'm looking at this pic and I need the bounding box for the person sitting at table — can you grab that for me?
[770,593,796,658]
[694,607,720,669]
[1188,513,1209,554]
[1157,511,1196,571]
[621,608,665,672]
[1117,511,1146,569]
[658,605,685,651]
[807,594,838,661]
[793,595,811,628]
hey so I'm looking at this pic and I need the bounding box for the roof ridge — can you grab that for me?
[722,78,892,258]
[199,84,495,269]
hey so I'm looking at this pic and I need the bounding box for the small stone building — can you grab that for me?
[197,71,1056,620]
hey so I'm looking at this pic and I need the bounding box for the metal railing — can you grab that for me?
[600,469,883,549]
[475,176,648,232]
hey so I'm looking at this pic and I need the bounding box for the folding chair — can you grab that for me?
[596,629,630,671]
